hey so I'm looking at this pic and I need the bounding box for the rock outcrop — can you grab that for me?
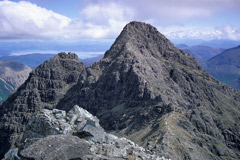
[4,105,167,160]
[0,52,86,157]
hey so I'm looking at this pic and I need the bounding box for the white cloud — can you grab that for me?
[81,3,133,26]
[0,0,239,41]
[159,25,240,40]
[68,2,134,39]
[0,0,133,40]
[221,25,240,41]
[0,0,71,39]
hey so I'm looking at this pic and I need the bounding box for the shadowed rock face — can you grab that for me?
[1,22,240,160]
[0,52,86,158]
[57,22,240,159]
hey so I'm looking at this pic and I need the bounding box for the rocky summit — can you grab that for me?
[4,105,168,160]
[1,22,240,160]
[0,52,86,157]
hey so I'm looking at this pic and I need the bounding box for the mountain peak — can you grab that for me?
[122,21,168,42]
[123,21,159,34]
[116,21,168,44]
[104,21,200,71]
[104,21,176,59]
[55,52,78,60]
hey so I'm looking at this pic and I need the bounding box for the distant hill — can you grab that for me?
[79,54,104,66]
[177,44,224,61]
[0,40,112,54]
[173,39,240,48]
[177,44,206,67]
[187,45,224,60]
[0,78,14,103]
[176,44,224,70]
[201,39,240,48]
[230,78,240,90]
[0,60,31,102]
[207,45,240,90]
[0,49,11,56]
[176,43,189,49]
[0,53,104,68]
[177,44,240,90]
[0,54,56,68]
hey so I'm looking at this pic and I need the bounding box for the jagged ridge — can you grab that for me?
[0,22,240,160]
[0,52,86,157]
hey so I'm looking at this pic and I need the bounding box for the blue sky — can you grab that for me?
[0,0,240,41]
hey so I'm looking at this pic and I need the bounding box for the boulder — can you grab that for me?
[20,135,90,160]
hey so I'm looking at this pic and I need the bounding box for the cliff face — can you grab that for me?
[0,52,86,157]
[1,22,240,160]
[57,22,240,159]
[0,60,31,102]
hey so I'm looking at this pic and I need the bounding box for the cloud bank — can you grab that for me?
[118,0,240,25]
[0,0,239,40]
[160,25,240,41]
[0,0,132,40]
[0,0,71,39]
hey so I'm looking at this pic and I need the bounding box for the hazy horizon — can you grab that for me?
[0,0,240,57]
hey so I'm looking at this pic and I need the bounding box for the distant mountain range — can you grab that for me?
[173,39,240,48]
[206,45,240,90]
[182,45,224,60]
[176,44,224,60]
[230,78,240,90]
[0,53,104,68]
[201,39,240,48]
[79,54,104,66]
[176,44,224,69]
[0,40,112,56]
[0,54,55,68]
[0,60,31,103]
[177,44,240,90]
